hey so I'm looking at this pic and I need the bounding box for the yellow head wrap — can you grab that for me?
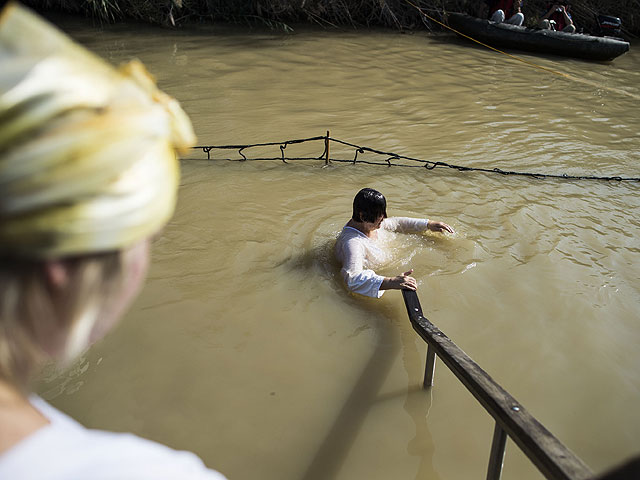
[0,2,196,258]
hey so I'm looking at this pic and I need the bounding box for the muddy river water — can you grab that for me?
[40,16,640,480]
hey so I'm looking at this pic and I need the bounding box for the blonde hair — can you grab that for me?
[0,252,126,389]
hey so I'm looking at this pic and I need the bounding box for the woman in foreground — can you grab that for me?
[335,188,454,298]
[0,3,226,478]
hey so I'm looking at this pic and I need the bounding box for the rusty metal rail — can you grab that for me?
[402,289,593,480]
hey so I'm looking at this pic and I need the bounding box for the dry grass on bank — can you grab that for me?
[23,0,639,37]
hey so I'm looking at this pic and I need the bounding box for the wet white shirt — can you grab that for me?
[0,396,227,480]
[335,217,429,298]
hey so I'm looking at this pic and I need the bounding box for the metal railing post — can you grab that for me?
[487,422,508,480]
[424,346,437,388]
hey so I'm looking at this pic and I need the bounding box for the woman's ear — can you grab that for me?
[44,261,70,290]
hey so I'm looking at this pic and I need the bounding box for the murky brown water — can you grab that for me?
[39,16,639,480]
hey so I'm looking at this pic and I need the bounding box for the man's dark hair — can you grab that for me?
[352,188,387,223]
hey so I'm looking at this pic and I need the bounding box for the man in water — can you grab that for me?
[335,188,454,298]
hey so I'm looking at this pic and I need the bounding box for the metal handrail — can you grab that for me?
[402,289,593,480]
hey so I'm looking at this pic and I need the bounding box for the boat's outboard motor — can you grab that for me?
[596,15,622,37]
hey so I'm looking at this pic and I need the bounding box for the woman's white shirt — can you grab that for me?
[0,396,227,480]
[335,217,429,298]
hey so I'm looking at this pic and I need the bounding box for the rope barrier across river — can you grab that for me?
[191,133,640,183]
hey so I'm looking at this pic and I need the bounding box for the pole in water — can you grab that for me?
[325,130,330,166]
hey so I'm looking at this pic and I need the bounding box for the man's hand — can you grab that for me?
[382,269,417,291]
[427,220,455,234]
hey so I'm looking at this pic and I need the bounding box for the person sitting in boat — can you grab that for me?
[485,0,525,26]
[335,188,454,298]
[539,1,576,33]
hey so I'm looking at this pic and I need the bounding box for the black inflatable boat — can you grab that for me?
[447,13,630,62]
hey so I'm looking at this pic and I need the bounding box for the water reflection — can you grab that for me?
[300,303,398,480]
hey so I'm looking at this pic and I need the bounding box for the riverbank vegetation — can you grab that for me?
[23,0,639,37]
